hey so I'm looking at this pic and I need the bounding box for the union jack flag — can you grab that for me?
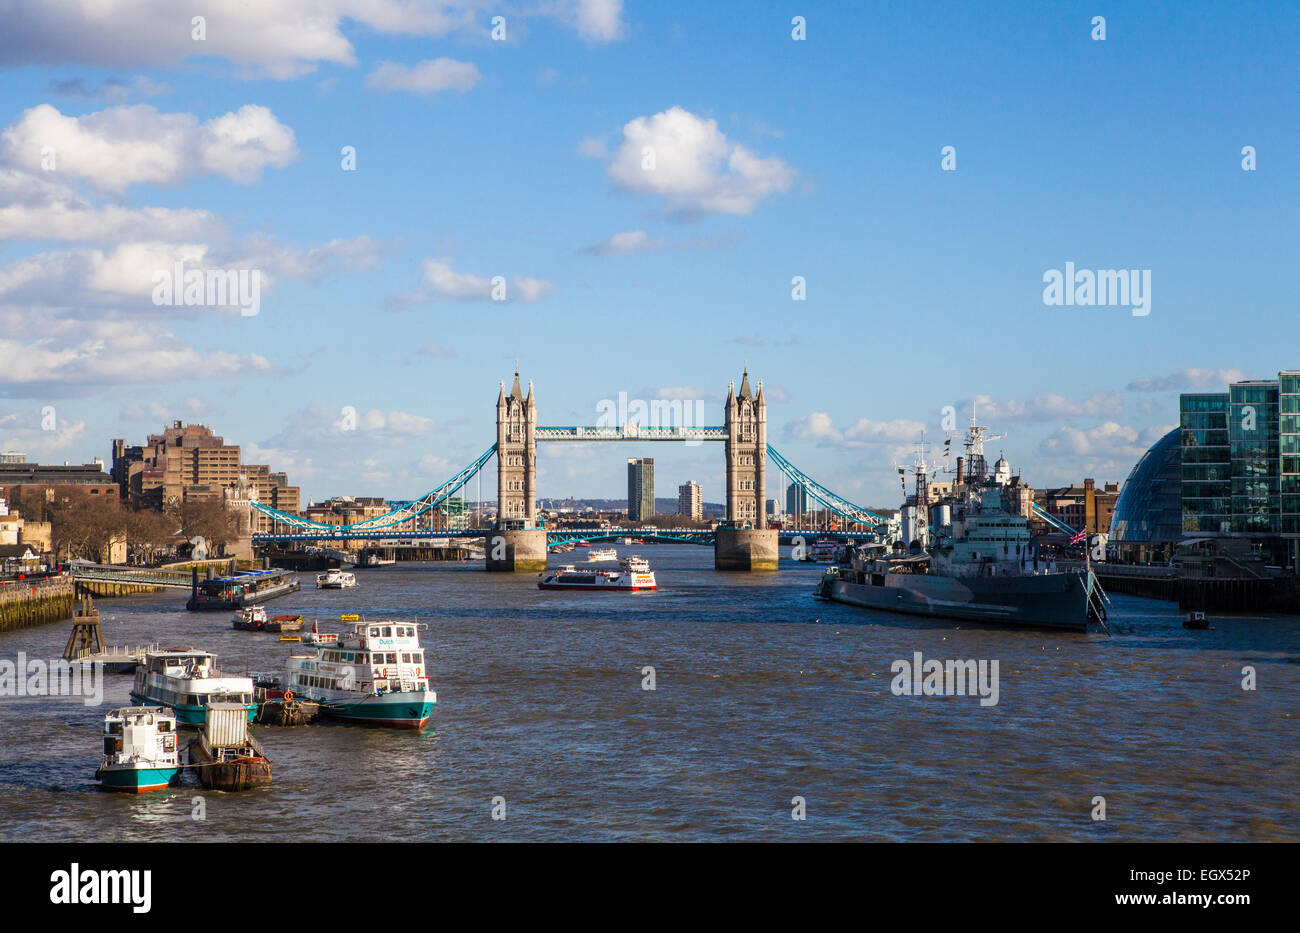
[1070,530,1087,545]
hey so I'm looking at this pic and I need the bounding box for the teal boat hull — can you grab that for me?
[320,692,436,730]
[96,765,180,793]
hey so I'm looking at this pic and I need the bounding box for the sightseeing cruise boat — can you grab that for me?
[538,558,656,591]
[803,538,838,562]
[187,567,301,611]
[587,547,618,561]
[131,649,257,725]
[316,569,357,589]
[815,415,1105,633]
[284,619,435,729]
[95,707,181,793]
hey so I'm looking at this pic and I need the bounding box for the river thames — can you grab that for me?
[1,544,1296,842]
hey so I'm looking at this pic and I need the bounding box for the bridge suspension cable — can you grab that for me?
[765,445,891,529]
[250,444,498,533]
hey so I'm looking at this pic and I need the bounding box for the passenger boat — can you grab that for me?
[538,559,657,591]
[187,703,272,790]
[284,619,436,730]
[187,567,301,611]
[131,649,256,726]
[316,569,357,589]
[575,541,590,548]
[801,538,838,562]
[231,606,268,630]
[587,547,617,561]
[95,707,181,793]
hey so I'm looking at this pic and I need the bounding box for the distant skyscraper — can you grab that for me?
[786,482,807,516]
[678,481,702,520]
[627,458,654,521]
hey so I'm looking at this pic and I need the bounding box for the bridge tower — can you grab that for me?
[495,367,537,526]
[724,365,767,527]
[487,367,546,572]
[717,366,778,570]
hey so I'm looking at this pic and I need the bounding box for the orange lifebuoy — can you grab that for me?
[284,690,294,701]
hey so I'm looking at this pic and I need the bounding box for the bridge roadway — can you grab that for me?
[252,528,873,547]
[68,561,196,589]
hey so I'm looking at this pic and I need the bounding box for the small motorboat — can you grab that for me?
[1183,611,1212,630]
[95,707,181,793]
[316,569,357,589]
[232,606,268,631]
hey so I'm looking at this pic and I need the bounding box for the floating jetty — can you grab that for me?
[254,677,321,726]
[188,703,273,790]
[62,596,154,673]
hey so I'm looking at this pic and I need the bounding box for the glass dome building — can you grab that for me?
[1108,427,1182,562]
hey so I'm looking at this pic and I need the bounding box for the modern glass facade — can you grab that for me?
[627,458,654,521]
[1179,393,1230,534]
[1228,381,1279,534]
[1281,372,1300,535]
[1109,427,1182,560]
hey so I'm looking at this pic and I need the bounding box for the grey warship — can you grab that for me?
[815,415,1105,632]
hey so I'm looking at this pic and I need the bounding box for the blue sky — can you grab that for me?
[0,1,1297,507]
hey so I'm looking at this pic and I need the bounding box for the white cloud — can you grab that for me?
[605,107,795,216]
[392,258,554,305]
[0,409,88,459]
[1126,368,1251,392]
[1,103,298,193]
[0,2,621,78]
[960,392,1125,424]
[784,412,925,448]
[264,405,437,449]
[583,229,663,256]
[120,397,210,422]
[365,58,482,94]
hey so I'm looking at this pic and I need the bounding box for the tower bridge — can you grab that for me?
[250,368,890,572]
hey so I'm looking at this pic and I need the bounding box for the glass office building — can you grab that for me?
[1228,380,1279,534]
[1109,427,1182,562]
[1179,392,1231,534]
[1281,371,1300,535]
[627,457,654,522]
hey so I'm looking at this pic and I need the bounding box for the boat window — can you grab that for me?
[369,627,380,637]
[382,626,392,637]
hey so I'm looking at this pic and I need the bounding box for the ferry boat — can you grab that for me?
[316,569,357,589]
[538,559,656,591]
[95,707,181,793]
[131,649,257,726]
[587,547,618,561]
[187,567,301,611]
[815,415,1103,632]
[285,619,435,730]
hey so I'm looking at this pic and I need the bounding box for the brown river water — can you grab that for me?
[0,544,1296,841]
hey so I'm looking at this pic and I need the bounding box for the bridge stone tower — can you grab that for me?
[487,367,546,572]
[717,366,778,571]
[495,368,537,526]
[724,366,767,527]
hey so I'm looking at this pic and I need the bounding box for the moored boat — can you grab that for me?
[131,649,256,725]
[188,567,301,611]
[95,706,181,793]
[316,569,357,589]
[231,606,268,630]
[265,614,304,633]
[285,619,436,730]
[187,703,272,790]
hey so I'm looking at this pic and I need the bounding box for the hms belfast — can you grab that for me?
[816,415,1106,632]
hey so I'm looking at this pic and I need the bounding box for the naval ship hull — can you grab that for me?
[818,570,1092,632]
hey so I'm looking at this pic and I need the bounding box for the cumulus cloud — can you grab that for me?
[0,310,270,396]
[0,1,622,78]
[0,103,298,192]
[784,412,925,448]
[580,228,737,256]
[1126,368,1251,392]
[0,408,88,458]
[263,405,437,449]
[365,58,481,94]
[959,392,1125,424]
[391,258,555,306]
[120,397,211,422]
[602,107,795,216]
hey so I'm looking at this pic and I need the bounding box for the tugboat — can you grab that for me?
[187,702,272,790]
[538,557,657,591]
[131,649,256,725]
[284,619,436,730]
[316,569,357,589]
[95,707,181,793]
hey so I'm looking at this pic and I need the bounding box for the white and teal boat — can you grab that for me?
[285,619,435,730]
[95,707,181,793]
[131,649,256,726]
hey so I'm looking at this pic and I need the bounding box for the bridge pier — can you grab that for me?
[484,528,548,573]
[714,527,779,572]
